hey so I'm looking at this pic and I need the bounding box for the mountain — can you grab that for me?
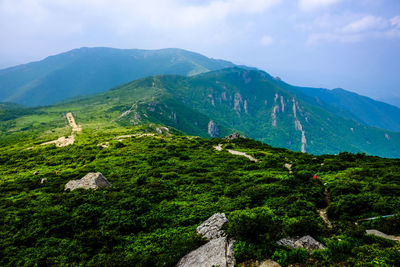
[378,95,400,109]
[2,47,400,135]
[0,47,234,106]
[2,67,400,157]
[289,85,400,132]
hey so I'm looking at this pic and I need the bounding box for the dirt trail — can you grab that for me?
[214,144,258,162]
[366,230,400,242]
[318,189,333,228]
[41,112,81,147]
[66,112,81,132]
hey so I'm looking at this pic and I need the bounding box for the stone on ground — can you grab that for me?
[197,213,228,240]
[176,236,235,267]
[177,213,235,267]
[65,172,110,191]
[277,235,325,252]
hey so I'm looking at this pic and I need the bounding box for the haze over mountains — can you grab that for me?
[0,47,234,106]
[1,47,400,157]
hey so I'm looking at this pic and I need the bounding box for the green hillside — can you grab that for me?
[285,84,400,133]
[0,47,234,106]
[1,68,400,158]
[1,121,400,266]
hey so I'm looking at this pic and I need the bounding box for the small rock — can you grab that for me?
[197,213,228,240]
[277,235,325,252]
[65,172,110,191]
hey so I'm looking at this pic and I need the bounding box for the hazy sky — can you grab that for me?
[1,0,400,102]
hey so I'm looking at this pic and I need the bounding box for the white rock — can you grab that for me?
[277,235,325,252]
[176,237,235,267]
[65,172,110,191]
[197,213,228,240]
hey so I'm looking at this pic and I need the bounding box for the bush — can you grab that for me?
[272,249,288,266]
[287,248,308,264]
[227,207,281,243]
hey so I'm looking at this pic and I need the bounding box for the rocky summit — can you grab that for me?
[64,172,110,191]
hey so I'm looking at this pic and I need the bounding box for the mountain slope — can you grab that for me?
[2,47,400,135]
[0,47,234,106]
[2,125,400,266]
[2,67,399,157]
[284,84,400,133]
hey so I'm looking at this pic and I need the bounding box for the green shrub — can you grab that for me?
[227,206,281,243]
[287,248,308,264]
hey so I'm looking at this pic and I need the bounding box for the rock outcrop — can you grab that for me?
[208,120,219,137]
[177,236,235,267]
[196,213,229,240]
[65,172,110,191]
[225,132,244,140]
[277,235,325,252]
[177,213,235,267]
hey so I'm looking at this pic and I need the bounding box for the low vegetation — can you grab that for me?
[1,123,400,266]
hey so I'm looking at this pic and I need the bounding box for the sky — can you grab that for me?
[1,0,400,104]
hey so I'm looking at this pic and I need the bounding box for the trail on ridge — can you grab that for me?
[40,112,81,147]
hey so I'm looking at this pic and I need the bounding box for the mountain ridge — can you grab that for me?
[2,67,400,158]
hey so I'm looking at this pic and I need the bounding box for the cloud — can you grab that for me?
[260,35,274,46]
[0,0,282,48]
[306,14,400,44]
[299,0,341,11]
[341,15,388,33]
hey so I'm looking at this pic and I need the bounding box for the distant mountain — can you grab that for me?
[0,47,234,106]
[378,96,400,109]
[287,85,400,132]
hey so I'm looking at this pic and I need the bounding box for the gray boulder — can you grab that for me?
[196,213,228,240]
[277,235,325,252]
[177,213,235,267]
[176,236,235,267]
[65,172,110,191]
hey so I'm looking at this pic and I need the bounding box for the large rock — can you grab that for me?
[65,172,110,191]
[177,213,235,267]
[277,235,325,252]
[197,213,228,240]
[176,236,235,267]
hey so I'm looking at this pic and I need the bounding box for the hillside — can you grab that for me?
[2,47,400,136]
[0,47,234,106]
[1,68,400,158]
[1,120,400,266]
[291,85,400,132]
